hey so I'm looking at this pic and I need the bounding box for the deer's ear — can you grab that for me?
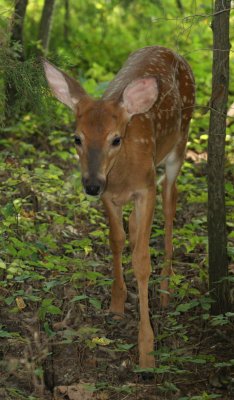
[122,77,158,117]
[42,59,87,112]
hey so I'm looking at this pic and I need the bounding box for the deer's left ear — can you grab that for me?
[121,77,159,117]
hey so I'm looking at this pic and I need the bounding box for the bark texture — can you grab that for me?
[38,0,56,53]
[11,0,28,60]
[5,0,28,119]
[64,0,70,42]
[175,0,184,13]
[208,0,231,314]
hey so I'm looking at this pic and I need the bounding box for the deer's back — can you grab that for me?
[104,46,195,165]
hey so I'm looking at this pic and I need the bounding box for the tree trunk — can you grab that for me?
[5,0,28,120]
[175,0,184,13]
[208,0,231,314]
[38,0,56,54]
[10,0,28,60]
[64,0,70,43]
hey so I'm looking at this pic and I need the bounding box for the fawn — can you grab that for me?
[43,46,195,368]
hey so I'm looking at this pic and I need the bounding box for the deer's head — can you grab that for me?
[43,60,158,196]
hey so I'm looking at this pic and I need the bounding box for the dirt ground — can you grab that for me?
[1,257,233,400]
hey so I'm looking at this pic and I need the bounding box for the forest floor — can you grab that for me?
[0,115,233,400]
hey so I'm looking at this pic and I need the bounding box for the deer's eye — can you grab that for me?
[74,135,82,146]
[111,137,121,147]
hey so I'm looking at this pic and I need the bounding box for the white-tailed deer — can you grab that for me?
[43,46,195,369]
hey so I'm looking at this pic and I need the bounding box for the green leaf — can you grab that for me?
[176,300,199,312]
[43,321,55,337]
[45,305,62,315]
[38,299,62,320]
[86,271,103,280]
[70,295,88,302]
[2,202,15,217]
[89,297,102,310]
[34,367,44,378]
[0,259,6,269]
[5,296,15,305]
[116,343,135,351]
[0,329,13,338]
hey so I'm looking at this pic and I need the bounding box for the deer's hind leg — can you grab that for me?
[160,138,187,308]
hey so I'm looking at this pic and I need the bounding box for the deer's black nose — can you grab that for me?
[82,176,106,196]
[85,184,101,196]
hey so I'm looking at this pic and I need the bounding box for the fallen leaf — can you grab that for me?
[228,264,234,274]
[16,297,26,311]
[186,149,207,163]
[92,337,112,346]
[53,384,94,400]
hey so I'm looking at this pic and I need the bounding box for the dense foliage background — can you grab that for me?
[0,1,233,399]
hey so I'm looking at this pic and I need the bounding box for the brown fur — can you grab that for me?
[43,46,195,368]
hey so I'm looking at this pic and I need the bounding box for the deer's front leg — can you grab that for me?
[133,187,156,368]
[102,197,127,315]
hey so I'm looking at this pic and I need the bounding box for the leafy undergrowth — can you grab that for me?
[0,114,233,400]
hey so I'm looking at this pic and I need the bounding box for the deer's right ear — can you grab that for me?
[42,59,87,112]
